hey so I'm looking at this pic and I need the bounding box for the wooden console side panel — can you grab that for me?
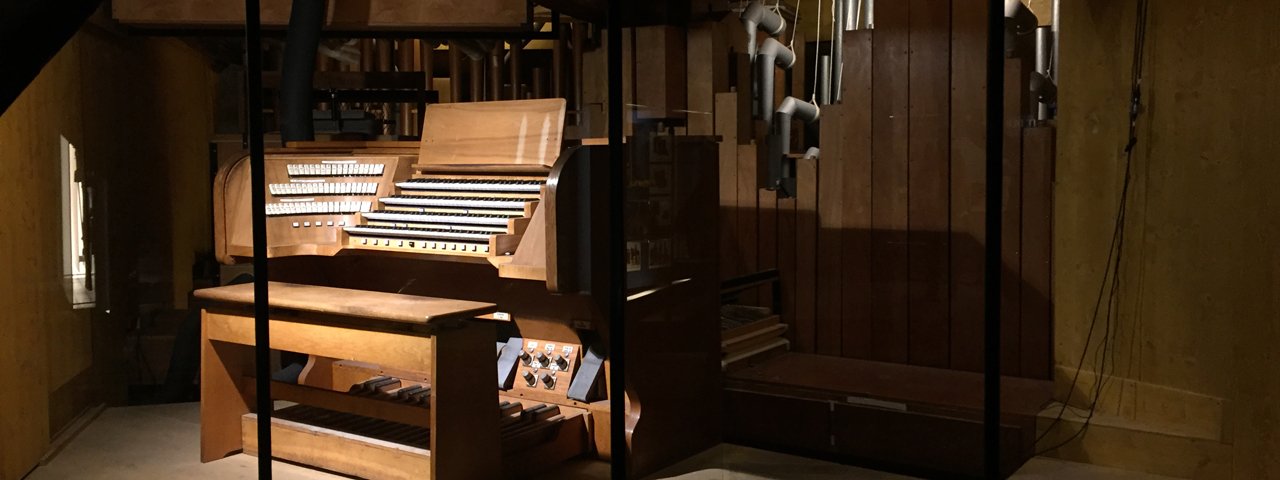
[430,322,501,479]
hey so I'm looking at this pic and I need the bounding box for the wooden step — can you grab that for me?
[724,353,1056,478]
[243,411,432,480]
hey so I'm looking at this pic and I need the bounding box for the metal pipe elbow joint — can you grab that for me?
[757,37,797,125]
[741,1,786,62]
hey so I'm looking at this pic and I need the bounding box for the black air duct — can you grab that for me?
[279,0,327,143]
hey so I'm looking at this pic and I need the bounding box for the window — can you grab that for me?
[61,136,94,308]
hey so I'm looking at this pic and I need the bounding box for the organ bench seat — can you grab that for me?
[195,282,508,479]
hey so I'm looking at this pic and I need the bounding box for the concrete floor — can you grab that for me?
[27,403,1177,480]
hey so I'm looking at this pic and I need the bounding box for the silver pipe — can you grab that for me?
[1052,0,1060,78]
[832,0,844,103]
[817,54,830,105]
[757,37,796,125]
[741,1,786,63]
[844,0,856,31]
[1034,26,1055,120]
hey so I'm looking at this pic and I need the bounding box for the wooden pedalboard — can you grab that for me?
[242,394,591,480]
[243,336,594,480]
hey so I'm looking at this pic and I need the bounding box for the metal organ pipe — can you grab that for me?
[817,54,831,105]
[757,37,796,126]
[774,96,821,157]
[832,0,844,103]
[1033,26,1055,120]
[740,1,786,63]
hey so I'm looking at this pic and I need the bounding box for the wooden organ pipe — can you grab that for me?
[532,67,546,99]
[470,54,485,101]
[422,40,436,95]
[448,45,462,103]
[489,41,503,101]
[396,40,417,136]
[360,39,373,71]
[571,22,585,124]
[377,39,393,135]
[509,40,522,100]
[553,21,566,101]
[376,39,392,71]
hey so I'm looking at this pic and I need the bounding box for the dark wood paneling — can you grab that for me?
[947,0,988,373]
[758,188,778,305]
[724,389,831,454]
[906,0,953,368]
[869,1,911,363]
[794,155,819,352]
[737,143,760,306]
[831,403,1029,477]
[816,105,845,355]
[778,194,798,343]
[1001,59,1026,376]
[1020,126,1054,379]
[840,31,875,359]
[710,5,1053,379]
[716,93,740,282]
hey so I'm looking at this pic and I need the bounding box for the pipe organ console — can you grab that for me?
[201,99,722,479]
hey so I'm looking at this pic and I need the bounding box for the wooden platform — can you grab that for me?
[724,352,1054,478]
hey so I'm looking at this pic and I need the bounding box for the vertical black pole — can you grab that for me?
[606,1,627,479]
[983,0,1005,478]
[244,0,272,478]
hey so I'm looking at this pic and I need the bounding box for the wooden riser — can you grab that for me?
[724,388,1034,479]
[241,404,591,480]
[243,413,433,480]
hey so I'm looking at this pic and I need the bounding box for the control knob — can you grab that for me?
[550,354,569,371]
[540,372,556,389]
[522,370,537,387]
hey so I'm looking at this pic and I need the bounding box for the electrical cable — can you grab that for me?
[1035,0,1149,455]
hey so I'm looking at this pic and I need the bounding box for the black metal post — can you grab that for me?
[606,0,627,478]
[983,0,1005,478]
[244,0,273,478]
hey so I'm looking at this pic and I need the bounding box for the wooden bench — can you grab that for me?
[195,281,502,479]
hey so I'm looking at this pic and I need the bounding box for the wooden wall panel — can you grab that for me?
[715,93,740,282]
[1000,60,1026,376]
[712,0,1052,380]
[736,144,760,305]
[0,28,217,479]
[815,105,845,355]
[947,0,988,373]
[777,193,798,343]
[906,0,953,368]
[758,189,779,306]
[794,156,819,352]
[1020,127,1053,379]
[869,1,911,363]
[838,31,874,359]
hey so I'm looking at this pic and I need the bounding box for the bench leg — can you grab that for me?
[201,311,253,462]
